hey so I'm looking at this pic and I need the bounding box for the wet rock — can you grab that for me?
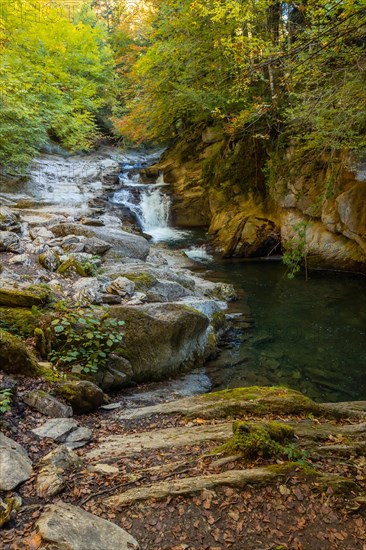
[0,434,33,491]
[56,380,107,414]
[39,249,61,272]
[32,418,78,441]
[0,330,39,375]
[0,231,23,253]
[36,502,140,550]
[23,390,73,418]
[107,276,135,297]
[0,206,20,232]
[36,445,81,498]
[83,236,111,255]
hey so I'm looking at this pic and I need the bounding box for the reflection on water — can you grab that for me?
[203,259,366,403]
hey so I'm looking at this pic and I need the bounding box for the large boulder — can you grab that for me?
[36,502,139,550]
[109,303,213,381]
[0,330,39,375]
[0,434,33,491]
[56,381,107,414]
[145,280,190,302]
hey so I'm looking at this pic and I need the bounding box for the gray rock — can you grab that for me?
[101,293,122,305]
[8,253,30,265]
[83,237,111,255]
[109,303,213,381]
[0,434,33,491]
[65,427,93,449]
[36,502,140,550]
[107,276,135,297]
[22,390,73,418]
[36,445,81,498]
[57,381,106,414]
[0,206,20,232]
[32,418,78,441]
[30,226,55,240]
[94,227,150,261]
[39,249,61,272]
[0,231,24,253]
[146,279,190,302]
[72,278,102,305]
[96,354,133,391]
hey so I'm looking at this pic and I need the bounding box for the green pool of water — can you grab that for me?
[203,259,366,403]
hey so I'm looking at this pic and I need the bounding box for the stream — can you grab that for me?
[112,152,366,404]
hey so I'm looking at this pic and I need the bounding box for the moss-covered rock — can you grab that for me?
[197,386,322,418]
[0,285,52,308]
[56,381,107,414]
[0,307,41,337]
[0,330,39,375]
[109,303,212,381]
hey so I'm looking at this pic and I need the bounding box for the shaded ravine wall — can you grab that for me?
[145,128,366,274]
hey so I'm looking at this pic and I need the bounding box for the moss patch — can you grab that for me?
[0,330,39,375]
[0,285,52,308]
[0,307,41,337]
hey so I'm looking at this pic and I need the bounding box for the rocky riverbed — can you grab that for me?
[1,148,365,549]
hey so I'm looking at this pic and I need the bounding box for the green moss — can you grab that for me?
[57,258,97,277]
[0,330,39,375]
[0,285,52,308]
[123,272,157,291]
[0,307,41,337]
[217,421,305,462]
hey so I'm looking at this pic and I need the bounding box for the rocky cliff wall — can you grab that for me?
[150,130,366,274]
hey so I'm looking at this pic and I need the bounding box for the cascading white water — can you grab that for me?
[112,157,188,243]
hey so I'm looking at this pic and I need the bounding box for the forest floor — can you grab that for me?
[1,376,366,550]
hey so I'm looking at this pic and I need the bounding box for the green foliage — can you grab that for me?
[0,389,13,414]
[283,221,308,279]
[49,307,125,374]
[0,0,116,173]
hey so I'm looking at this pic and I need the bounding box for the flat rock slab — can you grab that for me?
[0,434,33,491]
[37,502,140,550]
[87,423,232,461]
[32,418,78,441]
[32,419,92,448]
[105,466,287,507]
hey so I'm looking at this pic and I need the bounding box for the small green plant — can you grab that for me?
[0,389,13,413]
[49,307,125,374]
[283,220,308,280]
[217,421,307,463]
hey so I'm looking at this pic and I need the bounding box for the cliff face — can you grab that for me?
[150,129,366,273]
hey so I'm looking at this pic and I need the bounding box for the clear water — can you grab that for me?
[202,258,366,403]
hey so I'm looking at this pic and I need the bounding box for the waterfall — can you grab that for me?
[112,155,188,243]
